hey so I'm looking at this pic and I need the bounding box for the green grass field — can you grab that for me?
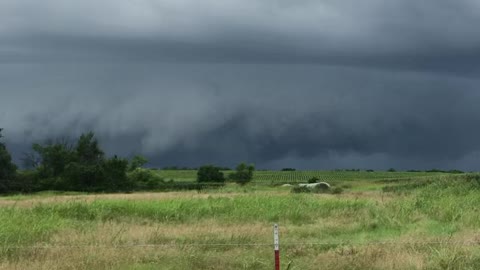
[1,173,480,269]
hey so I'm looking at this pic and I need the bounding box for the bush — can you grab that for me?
[308,177,319,183]
[63,162,104,191]
[9,170,37,193]
[229,163,255,185]
[102,156,131,191]
[128,169,164,190]
[281,168,296,171]
[128,155,148,172]
[197,165,225,183]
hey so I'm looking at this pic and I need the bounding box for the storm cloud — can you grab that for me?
[1,0,480,170]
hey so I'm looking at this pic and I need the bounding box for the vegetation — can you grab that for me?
[154,169,448,184]
[197,165,225,183]
[24,132,133,192]
[0,130,159,194]
[308,177,319,183]
[0,129,17,193]
[229,162,255,185]
[128,155,148,172]
[0,128,478,269]
[291,184,340,194]
[0,174,480,269]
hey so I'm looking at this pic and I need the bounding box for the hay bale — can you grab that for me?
[298,182,331,189]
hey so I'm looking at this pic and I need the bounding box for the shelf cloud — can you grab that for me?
[1,0,480,169]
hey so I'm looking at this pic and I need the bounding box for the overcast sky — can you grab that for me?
[1,0,480,170]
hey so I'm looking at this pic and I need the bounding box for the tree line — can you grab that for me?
[0,129,255,194]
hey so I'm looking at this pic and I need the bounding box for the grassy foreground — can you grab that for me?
[1,174,480,269]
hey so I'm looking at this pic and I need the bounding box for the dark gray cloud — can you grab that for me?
[1,1,480,170]
[2,0,480,70]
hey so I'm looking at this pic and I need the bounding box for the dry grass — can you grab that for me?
[2,176,480,269]
[0,191,252,208]
[2,218,480,270]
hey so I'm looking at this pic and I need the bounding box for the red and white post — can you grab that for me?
[274,223,280,270]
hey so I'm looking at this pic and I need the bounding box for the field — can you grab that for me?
[1,172,480,269]
[154,169,445,183]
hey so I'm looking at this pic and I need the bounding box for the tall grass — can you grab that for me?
[31,195,371,224]
[1,174,480,269]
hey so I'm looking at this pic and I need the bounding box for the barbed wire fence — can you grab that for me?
[3,240,480,250]
[2,224,480,269]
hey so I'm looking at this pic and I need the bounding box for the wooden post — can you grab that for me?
[274,223,280,270]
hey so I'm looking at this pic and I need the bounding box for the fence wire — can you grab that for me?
[2,240,479,249]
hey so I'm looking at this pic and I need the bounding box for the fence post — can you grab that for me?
[274,223,280,270]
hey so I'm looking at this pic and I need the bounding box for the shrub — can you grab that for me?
[128,155,148,172]
[102,156,131,191]
[128,169,164,190]
[11,170,38,192]
[63,162,104,191]
[197,165,225,183]
[229,163,255,185]
[308,177,319,184]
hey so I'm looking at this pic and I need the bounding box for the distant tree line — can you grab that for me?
[196,163,255,185]
[0,129,165,194]
[162,166,231,171]
[0,128,257,194]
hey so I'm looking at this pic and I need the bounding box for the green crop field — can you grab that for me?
[154,169,447,183]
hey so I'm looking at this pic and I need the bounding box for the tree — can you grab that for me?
[33,141,75,178]
[129,155,148,172]
[75,132,104,164]
[102,156,131,191]
[229,163,255,185]
[197,165,225,183]
[21,150,41,169]
[31,132,130,192]
[0,129,17,193]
